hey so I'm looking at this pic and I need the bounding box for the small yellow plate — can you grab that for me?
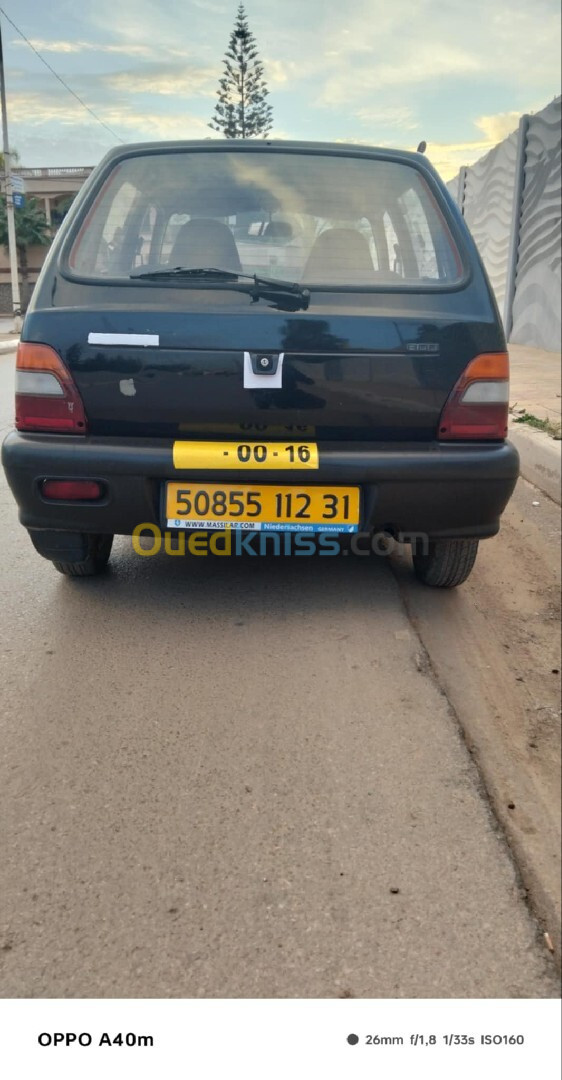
[173,440,319,470]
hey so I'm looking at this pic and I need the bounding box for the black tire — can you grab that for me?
[52,534,113,577]
[412,538,479,588]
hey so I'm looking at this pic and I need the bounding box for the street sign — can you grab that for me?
[13,193,25,209]
[10,174,25,194]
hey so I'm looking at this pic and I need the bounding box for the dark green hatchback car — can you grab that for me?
[2,140,518,585]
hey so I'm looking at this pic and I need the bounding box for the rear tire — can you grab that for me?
[52,534,113,577]
[412,538,478,588]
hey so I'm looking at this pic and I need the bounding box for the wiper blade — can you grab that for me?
[131,266,240,281]
[130,266,310,309]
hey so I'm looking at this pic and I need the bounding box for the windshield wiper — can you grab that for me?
[130,266,310,310]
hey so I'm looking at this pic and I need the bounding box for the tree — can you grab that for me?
[0,147,21,172]
[0,196,50,304]
[51,193,75,227]
[209,4,273,138]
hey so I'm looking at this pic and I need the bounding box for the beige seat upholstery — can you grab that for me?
[168,218,242,272]
[302,228,376,284]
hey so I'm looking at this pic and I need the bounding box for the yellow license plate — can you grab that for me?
[165,483,360,533]
[173,440,318,470]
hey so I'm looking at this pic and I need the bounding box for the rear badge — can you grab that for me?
[243,351,284,389]
[406,343,440,353]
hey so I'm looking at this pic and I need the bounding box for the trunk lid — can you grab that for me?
[24,294,503,442]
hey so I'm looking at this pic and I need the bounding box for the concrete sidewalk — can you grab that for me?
[0,332,18,354]
[508,344,561,504]
[509,343,561,426]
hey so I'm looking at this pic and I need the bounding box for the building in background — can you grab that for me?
[0,166,93,313]
[447,97,561,353]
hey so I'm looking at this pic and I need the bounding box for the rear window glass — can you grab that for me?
[68,151,462,287]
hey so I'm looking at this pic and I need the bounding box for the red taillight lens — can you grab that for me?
[15,343,87,433]
[42,479,102,501]
[439,353,510,440]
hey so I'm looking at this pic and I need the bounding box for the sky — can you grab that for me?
[1,0,560,180]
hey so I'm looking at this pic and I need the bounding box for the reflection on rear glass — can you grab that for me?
[68,151,462,286]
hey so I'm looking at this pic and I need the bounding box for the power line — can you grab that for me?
[0,6,124,143]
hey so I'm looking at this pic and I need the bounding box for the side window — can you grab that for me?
[135,206,158,268]
[106,201,158,274]
[383,211,402,275]
[101,181,138,246]
[398,188,439,279]
[98,181,139,274]
[357,217,379,271]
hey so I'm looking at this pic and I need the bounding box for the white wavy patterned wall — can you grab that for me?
[511,98,562,352]
[446,177,460,204]
[444,97,561,350]
[462,133,518,315]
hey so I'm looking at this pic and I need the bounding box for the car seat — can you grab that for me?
[168,218,242,272]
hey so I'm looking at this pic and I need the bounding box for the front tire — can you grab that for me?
[52,534,113,577]
[412,538,478,588]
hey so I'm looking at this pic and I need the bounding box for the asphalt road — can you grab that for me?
[0,351,558,998]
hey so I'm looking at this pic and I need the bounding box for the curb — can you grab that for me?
[0,339,19,354]
[510,421,561,505]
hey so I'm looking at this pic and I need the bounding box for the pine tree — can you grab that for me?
[209,4,273,138]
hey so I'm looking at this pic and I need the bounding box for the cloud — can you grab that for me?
[475,111,521,143]
[334,108,534,182]
[423,140,493,180]
[355,106,417,131]
[268,128,294,140]
[263,59,298,87]
[313,0,560,107]
[12,38,157,57]
[189,0,229,11]
[427,100,550,179]
[8,90,211,142]
[107,63,219,98]
[318,46,482,106]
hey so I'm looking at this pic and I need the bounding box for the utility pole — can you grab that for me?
[0,17,21,332]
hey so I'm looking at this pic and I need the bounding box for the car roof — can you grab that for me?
[82,140,444,225]
[97,139,429,169]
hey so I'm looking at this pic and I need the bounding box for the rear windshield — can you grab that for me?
[67,150,463,287]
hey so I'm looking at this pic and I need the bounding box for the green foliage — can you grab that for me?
[0,196,51,254]
[513,411,562,439]
[0,148,21,171]
[51,194,75,226]
[209,3,273,138]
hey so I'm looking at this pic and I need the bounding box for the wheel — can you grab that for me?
[412,538,479,588]
[52,534,114,577]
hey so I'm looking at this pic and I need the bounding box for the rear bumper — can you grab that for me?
[2,431,519,542]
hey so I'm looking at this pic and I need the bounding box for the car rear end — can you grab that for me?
[1,140,519,583]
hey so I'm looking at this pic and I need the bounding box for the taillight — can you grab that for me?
[438,353,509,440]
[15,343,87,433]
